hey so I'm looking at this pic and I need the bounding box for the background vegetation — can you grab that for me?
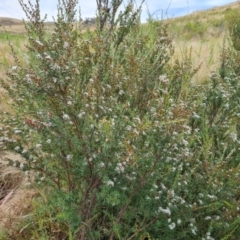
[0,0,240,239]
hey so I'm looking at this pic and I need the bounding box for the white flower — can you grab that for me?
[230,133,237,142]
[40,176,45,181]
[177,219,182,225]
[106,180,114,187]
[115,163,125,173]
[63,41,69,48]
[78,112,86,119]
[99,162,105,167]
[66,155,73,161]
[67,101,72,106]
[158,207,171,215]
[119,90,124,95]
[205,216,211,220]
[46,139,51,144]
[62,113,70,120]
[36,54,42,59]
[20,163,24,169]
[193,112,201,119]
[181,199,186,204]
[126,125,131,131]
[22,149,28,154]
[159,74,169,84]
[224,103,229,109]
[168,222,176,230]
[161,184,166,190]
[207,194,217,199]
[14,146,20,151]
[133,129,139,135]
[182,139,189,146]
[36,40,43,46]
[191,229,197,235]
[12,66,18,70]
[52,63,60,70]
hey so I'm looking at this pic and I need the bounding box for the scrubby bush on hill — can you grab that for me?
[225,6,240,51]
[183,21,208,39]
[0,0,240,239]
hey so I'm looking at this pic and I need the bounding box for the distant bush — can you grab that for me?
[1,0,240,239]
[82,17,97,26]
[209,18,225,29]
[183,21,208,38]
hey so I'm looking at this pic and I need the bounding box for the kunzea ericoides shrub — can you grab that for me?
[0,0,240,239]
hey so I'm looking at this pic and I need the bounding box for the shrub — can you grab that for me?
[183,21,208,39]
[225,6,240,51]
[209,18,225,29]
[0,0,240,239]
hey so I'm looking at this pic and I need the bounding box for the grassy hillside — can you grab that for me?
[0,1,237,82]
[168,1,239,39]
[0,1,238,35]
[166,1,240,82]
[0,17,55,34]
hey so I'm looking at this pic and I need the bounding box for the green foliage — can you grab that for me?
[0,32,25,42]
[183,21,208,39]
[208,18,225,29]
[225,7,240,51]
[1,0,240,239]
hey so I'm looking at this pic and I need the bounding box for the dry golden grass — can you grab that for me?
[0,16,91,34]
[0,25,27,34]
[0,17,26,34]
[0,40,25,112]
[0,17,22,25]
[0,29,30,231]
[166,2,239,82]
[168,1,239,23]
[0,155,35,233]
[172,34,228,83]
